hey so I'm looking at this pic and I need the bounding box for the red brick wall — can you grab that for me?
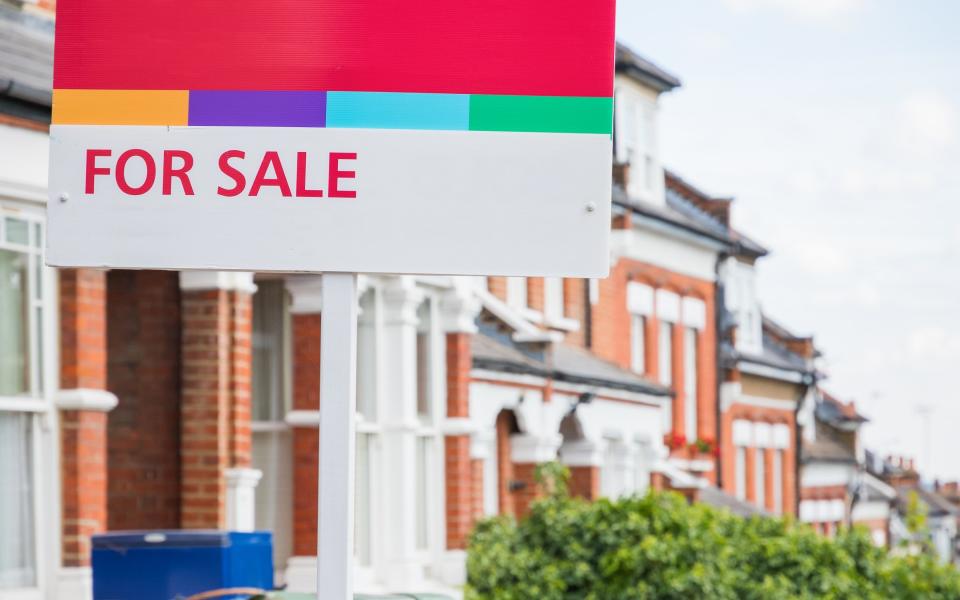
[588,258,719,471]
[496,411,516,517]
[527,278,545,312]
[720,403,798,516]
[445,332,475,549]
[60,410,107,566]
[292,314,321,556]
[60,269,107,389]
[511,463,541,518]
[569,465,600,500]
[59,269,109,567]
[180,288,252,529]
[563,278,586,346]
[229,291,253,468]
[487,276,507,302]
[106,270,181,530]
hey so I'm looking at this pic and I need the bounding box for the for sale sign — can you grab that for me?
[48,0,616,276]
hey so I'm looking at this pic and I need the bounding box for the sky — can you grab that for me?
[616,0,960,480]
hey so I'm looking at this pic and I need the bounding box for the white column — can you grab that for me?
[378,277,425,588]
[225,468,263,532]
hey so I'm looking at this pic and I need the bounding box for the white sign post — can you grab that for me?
[49,2,617,598]
[318,273,358,599]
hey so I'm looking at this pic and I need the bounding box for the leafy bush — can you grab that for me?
[465,467,960,600]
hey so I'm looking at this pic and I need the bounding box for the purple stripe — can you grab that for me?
[188,91,326,127]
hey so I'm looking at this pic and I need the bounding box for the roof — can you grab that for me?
[0,3,53,121]
[698,486,769,518]
[471,329,671,398]
[615,42,681,92]
[614,183,734,250]
[724,333,812,376]
[897,487,960,518]
[665,170,769,259]
[818,390,868,425]
[802,419,857,465]
[552,344,670,396]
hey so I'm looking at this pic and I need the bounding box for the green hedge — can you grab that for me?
[465,469,960,599]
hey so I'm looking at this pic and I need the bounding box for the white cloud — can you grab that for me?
[899,90,957,153]
[721,0,866,21]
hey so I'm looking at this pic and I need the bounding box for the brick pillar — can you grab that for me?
[510,433,560,518]
[57,268,117,577]
[560,439,603,500]
[486,276,507,301]
[644,314,660,388]
[283,276,323,564]
[569,466,601,500]
[783,421,797,517]
[745,444,757,504]
[496,412,517,517]
[764,448,777,513]
[444,332,473,549]
[441,282,481,554]
[179,272,256,530]
[563,278,586,347]
[670,322,685,439]
[527,277,545,312]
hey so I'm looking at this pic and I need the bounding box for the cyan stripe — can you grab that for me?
[326,92,469,130]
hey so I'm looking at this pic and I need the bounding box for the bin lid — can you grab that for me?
[92,530,270,549]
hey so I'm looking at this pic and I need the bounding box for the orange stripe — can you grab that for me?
[52,90,188,125]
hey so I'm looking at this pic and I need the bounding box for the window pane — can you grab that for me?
[354,433,372,566]
[630,315,645,374]
[658,321,672,385]
[415,437,429,550]
[357,290,377,422]
[32,223,41,249]
[773,450,784,515]
[416,301,432,420]
[735,447,746,500]
[506,277,527,309]
[3,218,28,246]
[683,328,698,440]
[755,448,766,508]
[252,281,287,421]
[0,250,29,396]
[0,413,36,588]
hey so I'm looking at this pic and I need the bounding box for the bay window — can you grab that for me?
[658,321,672,385]
[0,212,47,591]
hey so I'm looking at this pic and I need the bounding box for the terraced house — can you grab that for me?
[0,1,902,598]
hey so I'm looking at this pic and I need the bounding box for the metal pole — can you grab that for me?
[317,272,358,599]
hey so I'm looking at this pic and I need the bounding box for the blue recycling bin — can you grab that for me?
[92,530,273,600]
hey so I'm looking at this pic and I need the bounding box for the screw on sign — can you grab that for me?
[48,1,616,598]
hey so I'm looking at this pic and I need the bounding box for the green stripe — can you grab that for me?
[469,95,612,134]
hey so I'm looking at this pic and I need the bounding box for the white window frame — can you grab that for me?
[543,277,564,321]
[630,314,645,375]
[0,204,53,600]
[735,446,747,501]
[658,321,673,386]
[354,285,384,580]
[505,277,527,311]
[412,293,446,564]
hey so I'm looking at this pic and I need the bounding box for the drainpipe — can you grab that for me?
[714,252,729,488]
[795,371,817,518]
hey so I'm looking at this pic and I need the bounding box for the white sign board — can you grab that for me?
[48,1,616,277]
